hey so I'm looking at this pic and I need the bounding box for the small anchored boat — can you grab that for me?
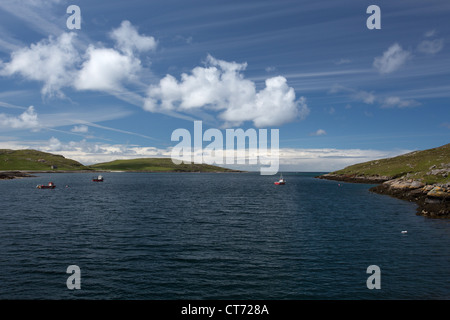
[274,174,285,185]
[37,182,56,189]
[92,175,104,182]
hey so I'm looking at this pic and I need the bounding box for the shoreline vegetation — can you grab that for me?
[317,143,450,218]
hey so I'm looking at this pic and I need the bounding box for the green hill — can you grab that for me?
[0,149,90,171]
[329,143,450,185]
[89,158,241,172]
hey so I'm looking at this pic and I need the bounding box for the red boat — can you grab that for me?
[93,175,104,182]
[274,174,285,185]
[37,182,56,189]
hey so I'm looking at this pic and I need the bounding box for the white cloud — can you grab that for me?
[310,129,327,136]
[381,96,421,108]
[278,148,411,172]
[1,21,152,96]
[74,46,142,92]
[48,136,63,151]
[145,55,308,127]
[373,43,410,74]
[110,20,157,55]
[352,90,376,104]
[37,138,170,165]
[0,106,40,130]
[0,33,79,97]
[417,39,444,55]
[71,125,89,133]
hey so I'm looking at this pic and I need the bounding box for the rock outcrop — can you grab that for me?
[318,174,449,218]
[370,178,449,218]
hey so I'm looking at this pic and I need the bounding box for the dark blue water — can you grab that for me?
[0,172,449,299]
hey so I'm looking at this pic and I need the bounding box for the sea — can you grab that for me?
[0,172,449,300]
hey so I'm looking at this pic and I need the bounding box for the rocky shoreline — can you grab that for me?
[0,171,36,180]
[318,173,450,218]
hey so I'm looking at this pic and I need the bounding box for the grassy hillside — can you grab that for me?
[332,143,450,184]
[0,149,90,171]
[89,158,241,172]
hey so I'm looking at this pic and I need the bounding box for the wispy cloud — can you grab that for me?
[0,0,64,38]
[381,96,421,108]
[424,30,436,38]
[417,39,444,55]
[0,100,28,110]
[329,84,375,105]
[373,43,411,74]
[334,58,351,65]
[310,129,327,136]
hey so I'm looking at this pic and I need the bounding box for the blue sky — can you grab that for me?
[0,0,449,171]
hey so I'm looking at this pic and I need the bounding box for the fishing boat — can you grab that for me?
[93,175,104,182]
[37,182,56,189]
[274,174,285,185]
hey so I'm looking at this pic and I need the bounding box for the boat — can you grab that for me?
[93,175,104,182]
[37,182,56,189]
[274,174,285,185]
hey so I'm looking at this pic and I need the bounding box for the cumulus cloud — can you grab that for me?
[74,46,141,92]
[417,39,444,55]
[0,21,152,96]
[0,22,307,128]
[373,43,410,74]
[0,106,40,130]
[0,33,79,97]
[110,20,157,55]
[145,55,308,127]
[48,136,63,151]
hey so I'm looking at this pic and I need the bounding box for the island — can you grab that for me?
[0,149,242,180]
[89,158,242,173]
[317,143,450,218]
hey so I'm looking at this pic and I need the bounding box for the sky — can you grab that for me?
[0,0,449,172]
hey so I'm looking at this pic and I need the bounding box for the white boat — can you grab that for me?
[93,175,104,182]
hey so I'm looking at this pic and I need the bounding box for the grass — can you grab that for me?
[332,143,450,184]
[89,158,240,172]
[0,149,91,171]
